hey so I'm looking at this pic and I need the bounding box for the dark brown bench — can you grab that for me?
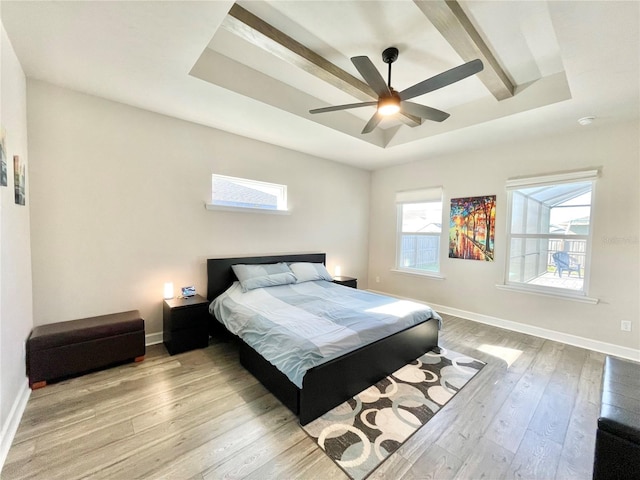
[593,355,640,479]
[26,310,145,389]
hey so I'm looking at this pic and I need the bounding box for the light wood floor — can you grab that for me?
[2,314,604,479]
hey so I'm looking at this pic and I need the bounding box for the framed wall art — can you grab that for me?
[449,195,496,261]
[14,155,26,205]
[1,127,7,187]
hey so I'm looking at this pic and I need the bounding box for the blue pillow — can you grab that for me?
[289,262,333,283]
[240,272,297,292]
[232,262,296,292]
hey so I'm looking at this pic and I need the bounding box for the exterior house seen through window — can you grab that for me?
[396,187,443,274]
[209,174,288,212]
[505,170,597,297]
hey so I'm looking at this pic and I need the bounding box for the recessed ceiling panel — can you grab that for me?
[201,0,570,146]
[238,0,489,106]
[460,0,564,84]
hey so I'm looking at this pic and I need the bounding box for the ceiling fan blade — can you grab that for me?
[400,101,450,122]
[309,101,377,114]
[399,59,484,101]
[361,112,383,134]
[351,56,391,97]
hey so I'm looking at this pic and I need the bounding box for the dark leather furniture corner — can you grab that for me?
[593,355,640,479]
[26,310,145,389]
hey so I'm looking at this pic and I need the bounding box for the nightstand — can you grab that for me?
[163,294,210,355]
[333,276,357,289]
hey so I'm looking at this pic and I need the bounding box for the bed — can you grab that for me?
[206,253,441,425]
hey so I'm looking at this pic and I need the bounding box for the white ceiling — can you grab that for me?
[1,0,638,170]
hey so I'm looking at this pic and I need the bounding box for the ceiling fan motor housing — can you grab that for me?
[382,47,399,64]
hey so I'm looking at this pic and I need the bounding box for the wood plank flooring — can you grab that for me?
[1,314,604,479]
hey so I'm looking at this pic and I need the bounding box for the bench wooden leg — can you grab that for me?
[31,381,47,390]
[134,356,145,363]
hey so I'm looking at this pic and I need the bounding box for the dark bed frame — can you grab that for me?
[206,253,439,425]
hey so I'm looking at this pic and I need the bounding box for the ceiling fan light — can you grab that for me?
[378,97,400,116]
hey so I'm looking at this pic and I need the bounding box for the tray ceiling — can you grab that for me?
[1,0,638,169]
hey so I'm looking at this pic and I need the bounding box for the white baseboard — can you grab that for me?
[1,332,163,473]
[433,303,640,361]
[367,289,640,362]
[145,332,163,346]
[0,379,31,472]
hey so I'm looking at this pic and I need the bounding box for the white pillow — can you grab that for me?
[289,262,333,283]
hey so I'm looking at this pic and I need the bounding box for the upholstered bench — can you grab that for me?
[593,355,640,479]
[26,310,145,389]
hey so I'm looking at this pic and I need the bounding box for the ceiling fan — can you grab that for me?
[309,47,484,134]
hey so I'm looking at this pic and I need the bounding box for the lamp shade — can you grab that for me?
[334,265,342,277]
[163,282,174,299]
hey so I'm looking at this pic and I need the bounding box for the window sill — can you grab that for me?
[391,268,445,280]
[205,203,291,215]
[496,283,599,304]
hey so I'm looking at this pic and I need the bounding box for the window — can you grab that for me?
[396,187,443,274]
[207,174,288,213]
[505,170,597,297]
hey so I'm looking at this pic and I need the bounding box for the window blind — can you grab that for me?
[395,187,442,204]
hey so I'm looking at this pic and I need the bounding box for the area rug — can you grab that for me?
[301,347,485,480]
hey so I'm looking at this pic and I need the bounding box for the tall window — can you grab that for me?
[505,170,597,296]
[209,174,287,212]
[396,187,443,274]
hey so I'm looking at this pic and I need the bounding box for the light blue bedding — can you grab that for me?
[210,280,442,388]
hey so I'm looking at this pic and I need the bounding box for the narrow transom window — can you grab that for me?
[209,174,287,212]
[396,187,443,274]
[505,170,598,297]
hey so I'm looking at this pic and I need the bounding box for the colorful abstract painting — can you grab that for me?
[449,195,496,261]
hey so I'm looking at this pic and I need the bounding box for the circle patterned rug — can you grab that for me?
[301,347,485,480]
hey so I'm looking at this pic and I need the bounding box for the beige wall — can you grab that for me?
[0,22,33,460]
[26,80,371,336]
[368,120,640,353]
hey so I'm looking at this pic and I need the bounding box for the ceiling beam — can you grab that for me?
[224,4,373,101]
[413,0,514,100]
[222,4,421,127]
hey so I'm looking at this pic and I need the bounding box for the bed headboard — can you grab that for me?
[206,253,326,301]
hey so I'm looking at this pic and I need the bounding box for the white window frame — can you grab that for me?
[394,187,444,278]
[501,170,599,302]
[206,174,289,214]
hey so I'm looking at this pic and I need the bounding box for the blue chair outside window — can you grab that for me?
[552,251,581,278]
